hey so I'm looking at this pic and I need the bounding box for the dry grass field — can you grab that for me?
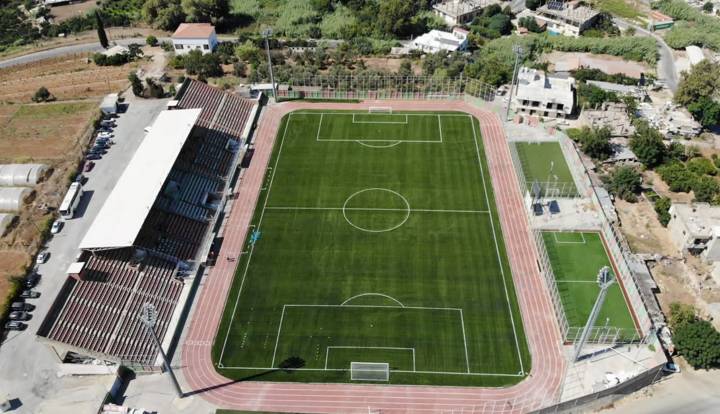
[0,251,30,317]
[0,54,133,103]
[0,101,97,162]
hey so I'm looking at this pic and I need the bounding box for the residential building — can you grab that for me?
[668,203,720,262]
[513,67,575,119]
[433,0,502,25]
[171,23,218,55]
[411,27,469,53]
[535,1,600,37]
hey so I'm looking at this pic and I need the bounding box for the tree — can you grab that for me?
[376,0,418,37]
[629,122,666,168]
[397,59,413,77]
[693,176,720,202]
[232,61,247,77]
[143,0,186,30]
[525,0,542,11]
[674,317,720,369]
[658,162,696,193]
[145,78,165,98]
[146,35,158,47]
[675,61,720,127]
[234,40,262,65]
[519,16,542,33]
[654,196,672,226]
[182,0,229,25]
[95,11,109,49]
[183,49,223,78]
[703,1,714,13]
[31,86,52,102]
[575,126,613,160]
[606,166,642,202]
[129,72,143,96]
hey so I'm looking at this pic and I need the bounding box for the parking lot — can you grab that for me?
[0,96,170,413]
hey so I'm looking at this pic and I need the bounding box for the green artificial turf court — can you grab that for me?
[514,141,578,197]
[542,231,639,341]
[212,110,531,386]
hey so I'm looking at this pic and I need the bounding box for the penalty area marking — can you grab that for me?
[325,346,416,371]
[314,112,446,143]
[355,140,402,148]
[553,232,587,244]
[352,113,409,124]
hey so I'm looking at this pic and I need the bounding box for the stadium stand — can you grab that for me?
[37,79,259,368]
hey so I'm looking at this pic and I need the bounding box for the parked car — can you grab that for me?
[19,290,40,299]
[74,173,86,184]
[35,252,49,264]
[50,219,63,234]
[24,272,40,288]
[10,302,34,312]
[8,311,30,321]
[88,149,106,156]
[4,321,27,331]
[97,131,113,139]
[84,161,95,172]
[100,119,116,127]
[86,154,102,161]
[93,143,110,150]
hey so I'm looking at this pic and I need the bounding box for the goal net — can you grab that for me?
[368,107,392,114]
[350,362,389,381]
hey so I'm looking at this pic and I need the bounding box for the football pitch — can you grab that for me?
[542,231,639,340]
[212,110,531,386]
[515,142,578,197]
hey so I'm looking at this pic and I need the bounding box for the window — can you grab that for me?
[175,44,183,50]
[203,44,209,50]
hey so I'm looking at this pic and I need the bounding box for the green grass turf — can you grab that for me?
[212,111,530,386]
[542,231,639,340]
[514,142,578,197]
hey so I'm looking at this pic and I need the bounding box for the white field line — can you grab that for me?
[438,114,443,143]
[470,117,525,375]
[271,304,287,367]
[553,231,587,244]
[291,112,472,117]
[459,308,470,373]
[265,206,490,214]
[556,280,599,283]
[315,113,324,141]
[352,113,409,124]
[341,292,406,307]
[217,112,293,365]
[324,346,415,370]
[217,366,525,377]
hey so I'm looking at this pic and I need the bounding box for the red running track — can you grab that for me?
[180,101,565,413]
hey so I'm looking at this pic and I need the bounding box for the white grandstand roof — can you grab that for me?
[80,109,201,250]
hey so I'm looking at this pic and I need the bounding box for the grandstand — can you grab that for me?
[37,80,259,368]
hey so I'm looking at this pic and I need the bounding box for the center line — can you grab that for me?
[265,206,490,213]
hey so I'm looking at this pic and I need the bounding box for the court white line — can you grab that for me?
[325,346,416,370]
[265,206,490,214]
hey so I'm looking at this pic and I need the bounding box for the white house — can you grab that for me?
[513,67,575,119]
[171,23,218,55]
[668,203,720,263]
[411,27,469,54]
[534,1,600,37]
[433,0,503,25]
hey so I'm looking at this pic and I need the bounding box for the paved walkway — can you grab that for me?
[180,101,565,413]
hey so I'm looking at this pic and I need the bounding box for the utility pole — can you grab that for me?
[573,267,615,362]
[505,44,524,121]
[261,27,277,101]
[140,303,183,398]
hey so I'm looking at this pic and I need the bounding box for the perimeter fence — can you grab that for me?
[276,75,497,101]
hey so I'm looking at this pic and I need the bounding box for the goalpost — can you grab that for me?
[368,106,393,114]
[350,362,390,381]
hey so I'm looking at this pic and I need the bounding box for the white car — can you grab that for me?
[36,251,50,264]
[97,131,113,139]
[50,219,63,234]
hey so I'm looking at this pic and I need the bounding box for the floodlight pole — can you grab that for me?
[505,44,524,121]
[261,28,277,101]
[140,303,183,398]
[573,267,615,362]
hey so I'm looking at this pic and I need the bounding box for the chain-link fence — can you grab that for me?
[277,75,497,101]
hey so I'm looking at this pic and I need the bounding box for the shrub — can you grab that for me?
[674,316,720,369]
[687,157,717,176]
[606,166,642,202]
[146,35,158,46]
[128,71,143,96]
[692,175,720,202]
[658,162,695,193]
[31,86,53,102]
[654,196,672,226]
[572,126,613,160]
[629,122,667,168]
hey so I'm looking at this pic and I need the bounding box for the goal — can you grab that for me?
[368,107,393,114]
[350,362,390,381]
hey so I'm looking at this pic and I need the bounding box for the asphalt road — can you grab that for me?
[613,18,679,93]
[0,97,169,413]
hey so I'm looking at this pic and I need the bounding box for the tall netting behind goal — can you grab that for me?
[350,362,390,381]
[368,107,393,114]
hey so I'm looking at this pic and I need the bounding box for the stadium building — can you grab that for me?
[37,80,260,369]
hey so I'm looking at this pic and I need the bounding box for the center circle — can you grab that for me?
[342,188,410,233]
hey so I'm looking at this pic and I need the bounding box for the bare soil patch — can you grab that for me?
[0,101,97,162]
[616,198,677,256]
[542,51,651,77]
[0,54,135,103]
[362,57,421,75]
[48,1,97,23]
